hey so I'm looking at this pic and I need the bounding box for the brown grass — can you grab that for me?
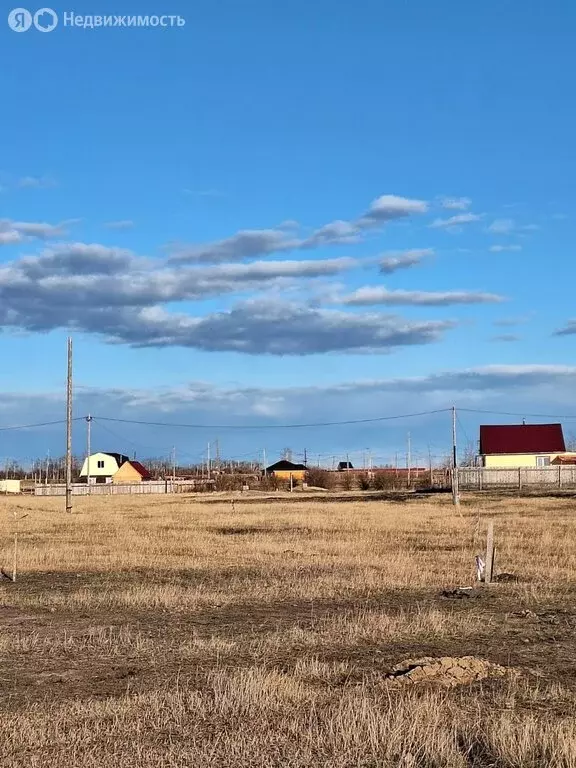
[1,492,576,766]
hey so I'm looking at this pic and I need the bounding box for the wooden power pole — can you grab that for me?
[65,337,73,514]
[407,432,412,488]
[452,406,460,506]
[86,414,92,494]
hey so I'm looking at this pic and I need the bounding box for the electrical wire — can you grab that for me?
[459,407,576,420]
[0,417,83,432]
[92,419,204,461]
[91,408,451,431]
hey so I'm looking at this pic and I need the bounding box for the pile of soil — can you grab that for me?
[385,656,510,687]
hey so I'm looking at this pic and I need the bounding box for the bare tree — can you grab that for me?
[461,440,478,467]
[281,447,293,462]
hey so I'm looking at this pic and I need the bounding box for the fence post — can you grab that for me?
[485,520,495,584]
[518,467,522,490]
[558,464,562,489]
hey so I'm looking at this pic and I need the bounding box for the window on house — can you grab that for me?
[536,456,550,467]
[97,460,105,469]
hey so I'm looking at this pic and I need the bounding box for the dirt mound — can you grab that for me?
[385,656,509,687]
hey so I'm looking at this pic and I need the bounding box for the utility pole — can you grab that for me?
[215,439,220,470]
[172,446,176,488]
[303,448,307,466]
[207,441,211,480]
[65,337,73,514]
[86,414,92,494]
[407,432,412,488]
[262,448,267,476]
[452,406,460,506]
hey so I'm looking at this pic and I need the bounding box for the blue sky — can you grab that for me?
[1,0,575,465]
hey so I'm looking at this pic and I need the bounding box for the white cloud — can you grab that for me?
[487,218,515,234]
[0,230,23,245]
[493,315,532,327]
[491,334,521,343]
[0,218,69,244]
[101,299,456,354]
[17,176,57,189]
[429,213,482,230]
[555,320,576,337]
[358,194,428,228]
[104,220,135,230]
[330,286,506,307]
[379,248,434,274]
[170,229,300,264]
[439,197,472,210]
[5,365,576,430]
[170,193,429,264]
[303,220,361,247]
[489,244,522,252]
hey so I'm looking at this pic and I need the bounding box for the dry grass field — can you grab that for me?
[1,491,576,767]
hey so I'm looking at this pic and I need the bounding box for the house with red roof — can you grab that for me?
[479,423,576,468]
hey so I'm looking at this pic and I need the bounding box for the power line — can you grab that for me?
[459,407,576,420]
[92,419,204,460]
[91,408,451,431]
[0,418,83,433]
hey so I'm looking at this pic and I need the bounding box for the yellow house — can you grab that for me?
[483,452,576,468]
[479,423,576,468]
[112,460,152,484]
[265,460,307,481]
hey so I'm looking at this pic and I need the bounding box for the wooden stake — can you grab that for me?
[65,337,73,514]
[485,520,495,584]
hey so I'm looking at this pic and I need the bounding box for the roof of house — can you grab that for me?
[121,460,152,479]
[338,461,354,469]
[552,455,576,465]
[103,452,130,467]
[266,460,308,472]
[479,424,566,455]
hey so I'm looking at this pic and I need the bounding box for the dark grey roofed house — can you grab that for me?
[103,452,130,467]
[265,460,308,473]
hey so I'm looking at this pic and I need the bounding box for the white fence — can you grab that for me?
[458,466,576,490]
[34,480,215,496]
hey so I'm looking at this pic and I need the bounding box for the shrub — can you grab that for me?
[357,473,373,491]
[372,472,398,491]
[340,472,356,491]
[305,468,335,489]
[259,475,280,492]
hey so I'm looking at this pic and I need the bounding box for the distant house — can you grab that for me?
[112,460,152,484]
[0,479,21,494]
[265,460,307,481]
[337,461,354,471]
[479,424,576,468]
[79,452,130,483]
